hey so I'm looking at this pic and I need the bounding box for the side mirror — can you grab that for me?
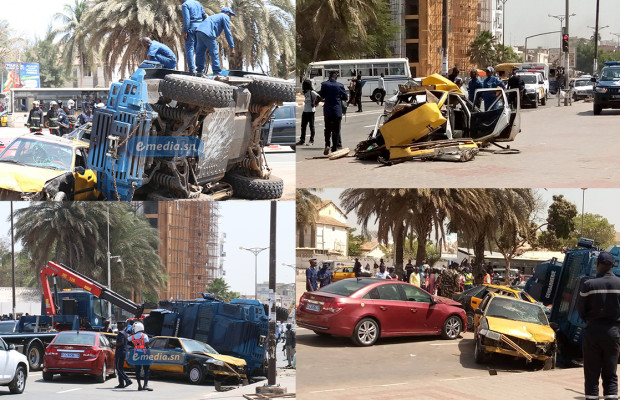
[8,344,15,350]
[474,308,483,315]
[429,296,436,305]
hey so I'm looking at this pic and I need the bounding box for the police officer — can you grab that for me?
[129,322,153,391]
[78,105,94,126]
[179,0,207,73]
[577,251,620,400]
[114,321,133,389]
[26,101,44,133]
[58,104,72,136]
[316,70,347,155]
[305,259,318,291]
[141,37,177,69]
[195,7,236,76]
[45,101,60,136]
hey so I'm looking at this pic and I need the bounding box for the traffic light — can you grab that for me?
[562,28,569,52]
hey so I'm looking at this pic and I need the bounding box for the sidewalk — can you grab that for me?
[201,368,296,399]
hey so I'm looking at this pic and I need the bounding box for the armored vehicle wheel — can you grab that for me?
[244,75,295,105]
[224,171,283,200]
[161,74,233,108]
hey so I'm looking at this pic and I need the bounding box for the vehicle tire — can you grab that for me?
[441,315,462,340]
[541,94,546,106]
[351,317,380,346]
[466,311,475,332]
[593,104,602,115]
[244,75,295,105]
[160,74,233,108]
[9,365,26,394]
[188,363,205,385]
[370,89,382,103]
[95,361,107,383]
[26,342,44,371]
[534,94,539,108]
[224,171,283,200]
[474,337,488,364]
[53,191,67,201]
[42,371,54,382]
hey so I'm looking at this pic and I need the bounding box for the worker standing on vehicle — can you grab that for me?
[317,70,347,155]
[141,37,177,69]
[114,321,133,389]
[179,0,207,73]
[195,7,236,76]
[305,259,318,291]
[130,322,153,391]
[577,251,620,400]
[57,104,72,136]
[26,101,43,133]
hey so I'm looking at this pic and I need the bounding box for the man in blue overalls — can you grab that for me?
[179,0,207,73]
[141,37,177,69]
[195,7,236,76]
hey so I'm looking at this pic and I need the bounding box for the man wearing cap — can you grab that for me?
[577,251,620,400]
[45,101,61,136]
[316,70,347,155]
[78,105,94,126]
[195,7,236,76]
[57,104,72,136]
[141,37,177,69]
[26,101,44,133]
[179,0,207,73]
[305,259,318,291]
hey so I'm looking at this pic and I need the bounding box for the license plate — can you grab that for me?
[306,303,321,312]
[61,352,80,358]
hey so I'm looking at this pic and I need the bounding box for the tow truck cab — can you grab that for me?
[52,290,109,330]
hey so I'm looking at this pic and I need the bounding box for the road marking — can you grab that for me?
[363,125,376,128]
[57,388,83,394]
[430,342,461,346]
[439,376,479,382]
[310,382,408,394]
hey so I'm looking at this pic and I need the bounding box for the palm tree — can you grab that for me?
[296,188,321,249]
[468,30,496,68]
[206,277,232,301]
[52,0,90,87]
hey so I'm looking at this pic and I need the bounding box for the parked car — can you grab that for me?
[570,76,594,101]
[332,266,356,282]
[261,102,296,149]
[297,278,466,346]
[0,337,28,394]
[0,134,100,201]
[43,331,115,382]
[473,293,556,369]
[516,72,546,107]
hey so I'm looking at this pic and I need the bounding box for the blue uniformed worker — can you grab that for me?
[78,105,94,126]
[179,0,207,73]
[45,101,60,136]
[577,251,620,400]
[58,105,72,136]
[305,258,318,291]
[26,101,44,133]
[316,70,348,155]
[141,37,177,69]
[195,7,236,76]
[114,321,133,389]
[129,322,153,391]
[481,66,506,110]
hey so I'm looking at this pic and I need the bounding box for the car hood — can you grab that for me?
[199,352,246,367]
[422,74,463,94]
[486,316,555,343]
[434,295,462,307]
[0,164,65,192]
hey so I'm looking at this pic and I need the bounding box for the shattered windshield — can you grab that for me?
[0,138,73,171]
[486,297,548,325]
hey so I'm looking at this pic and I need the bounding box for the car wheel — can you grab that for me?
[534,94,539,108]
[441,315,462,340]
[27,342,44,371]
[9,365,26,394]
[95,361,107,383]
[188,364,205,385]
[160,74,234,108]
[593,104,602,115]
[474,337,488,364]
[352,318,380,346]
[370,89,382,103]
[42,371,54,381]
[541,95,546,106]
[244,75,296,105]
[223,170,283,200]
[466,311,475,332]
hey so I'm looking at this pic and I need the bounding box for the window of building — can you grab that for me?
[406,43,419,63]
[410,66,417,77]
[405,0,419,15]
[405,19,419,39]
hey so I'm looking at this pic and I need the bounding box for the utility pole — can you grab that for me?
[565,0,570,77]
[11,202,16,320]
[581,188,587,237]
[268,201,277,385]
[106,205,112,321]
[441,0,448,75]
[593,0,600,73]
[501,0,508,48]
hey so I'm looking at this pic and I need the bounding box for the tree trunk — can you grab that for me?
[312,26,328,61]
[504,257,511,286]
[393,222,405,279]
[79,45,84,88]
[230,45,243,70]
[415,234,428,267]
[473,234,486,282]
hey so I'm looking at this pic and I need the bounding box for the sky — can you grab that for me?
[0,201,296,298]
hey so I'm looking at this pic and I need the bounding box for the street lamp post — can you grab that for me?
[501,0,508,48]
[581,188,587,237]
[240,246,269,300]
[588,24,609,73]
[106,205,121,322]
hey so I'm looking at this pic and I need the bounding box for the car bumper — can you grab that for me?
[522,93,537,104]
[296,308,358,337]
[480,334,554,362]
[594,92,620,108]
[44,357,102,375]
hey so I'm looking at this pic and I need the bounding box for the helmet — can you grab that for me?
[67,99,75,106]
[49,100,58,106]
[133,321,144,333]
[33,101,40,106]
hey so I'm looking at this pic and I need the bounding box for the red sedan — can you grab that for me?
[43,331,115,383]
[297,278,466,346]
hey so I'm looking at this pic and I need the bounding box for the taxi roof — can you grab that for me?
[16,133,88,149]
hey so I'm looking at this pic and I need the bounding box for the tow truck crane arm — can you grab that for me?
[41,261,144,317]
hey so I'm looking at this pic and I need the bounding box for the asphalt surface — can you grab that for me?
[296,97,620,188]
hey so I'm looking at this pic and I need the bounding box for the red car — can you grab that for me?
[43,331,115,383]
[297,278,466,346]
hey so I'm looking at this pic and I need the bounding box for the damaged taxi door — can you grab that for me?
[496,88,521,142]
[469,89,512,142]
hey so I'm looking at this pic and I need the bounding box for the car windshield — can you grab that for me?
[180,338,218,355]
[0,321,16,333]
[520,75,537,84]
[0,138,73,171]
[574,80,591,87]
[600,68,620,81]
[486,297,548,325]
[318,278,375,297]
[54,332,96,346]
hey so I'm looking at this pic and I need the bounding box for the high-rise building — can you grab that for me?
[137,201,221,301]
[478,0,503,41]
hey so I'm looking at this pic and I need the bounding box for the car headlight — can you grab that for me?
[595,87,608,93]
[480,329,501,341]
[206,358,226,367]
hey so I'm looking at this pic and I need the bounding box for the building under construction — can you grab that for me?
[398,0,478,77]
[139,201,222,301]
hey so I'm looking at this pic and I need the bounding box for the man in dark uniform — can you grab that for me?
[114,321,133,389]
[78,105,94,126]
[26,101,44,133]
[354,74,363,112]
[179,0,207,73]
[317,264,332,288]
[353,258,362,278]
[577,251,620,400]
[306,259,318,291]
[506,68,524,109]
[45,101,60,136]
[317,70,347,156]
[57,104,72,136]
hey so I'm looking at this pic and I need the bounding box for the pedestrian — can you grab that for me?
[463,268,474,290]
[45,101,60,136]
[354,74,363,112]
[419,263,427,290]
[316,70,347,156]
[297,79,318,146]
[129,322,153,391]
[353,258,362,278]
[364,263,371,277]
[78,105,94,126]
[100,320,113,333]
[577,251,620,400]
[387,266,398,280]
[179,0,207,74]
[141,37,177,69]
[114,321,133,389]
[317,263,332,288]
[379,259,385,270]
[195,7,236,76]
[483,267,492,284]
[409,266,421,287]
[448,66,460,83]
[375,264,390,279]
[26,101,44,133]
[428,268,437,295]
[376,73,386,105]
[284,324,295,368]
[507,68,525,109]
[58,104,72,136]
[82,95,92,112]
[305,259,318,291]
[468,69,483,103]
[404,259,414,283]
[347,73,357,107]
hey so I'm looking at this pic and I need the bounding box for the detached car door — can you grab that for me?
[470,89,511,142]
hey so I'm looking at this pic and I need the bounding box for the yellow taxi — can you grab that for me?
[473,293,556,369]
[332,265,356,282]
[0,134,100,200]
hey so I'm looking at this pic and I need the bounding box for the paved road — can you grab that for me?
[296,97,620,188]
